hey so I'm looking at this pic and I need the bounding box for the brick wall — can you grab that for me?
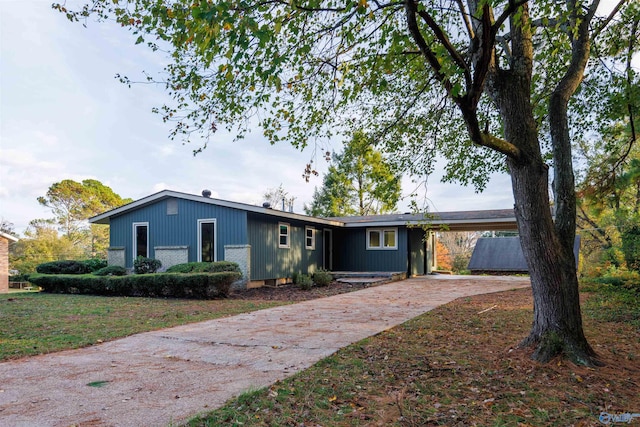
[224,244,250,290]
[107,247,126,268]
[0,237,9,294]
[154,246,189,270]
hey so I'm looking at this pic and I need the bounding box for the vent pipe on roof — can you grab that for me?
[202,189,212,198]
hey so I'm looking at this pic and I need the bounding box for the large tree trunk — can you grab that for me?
[483,2,600,367]
[508,157,600,365]
[500,101,600,364]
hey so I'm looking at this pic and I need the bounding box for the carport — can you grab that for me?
[332,209,519,277]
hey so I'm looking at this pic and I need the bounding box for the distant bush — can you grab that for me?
[295,273,313,290]
[452,254,471,273]
[313,269,333,287]
[133,256,162,274]
[595,270,639,292]
[9,273,31,283]
[36,260,91,275]
[29,272,241,299]
[93,266,127,276]
[165,261,241,274]
[83,258,108,272]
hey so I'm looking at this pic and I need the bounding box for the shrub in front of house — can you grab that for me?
[82,258,108,272]
[295,273,313,290]
[133,256,162,274]
[165,261,241,274]
[93,266,127,276]
[28,271,241,299]
[36,260,92,275]
[313,269,333,287]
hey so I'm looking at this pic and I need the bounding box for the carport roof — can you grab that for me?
[331,209,518,231]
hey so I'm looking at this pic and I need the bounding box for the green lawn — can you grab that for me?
[0,292,286,360]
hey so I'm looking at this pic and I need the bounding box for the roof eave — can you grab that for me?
[0,231,19,242]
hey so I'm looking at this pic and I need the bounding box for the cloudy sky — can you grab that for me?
[0,0,515,235]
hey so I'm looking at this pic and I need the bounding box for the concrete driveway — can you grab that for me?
[0,275,530,427]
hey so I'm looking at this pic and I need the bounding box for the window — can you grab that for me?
[133,222,149,259]
[166,198,178,215]
[198,219,217,262]
[279,222,290,248]
[305,226,315,250]
[366,228,397,250]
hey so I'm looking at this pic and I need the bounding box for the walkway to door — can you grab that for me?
[0,275,530,427]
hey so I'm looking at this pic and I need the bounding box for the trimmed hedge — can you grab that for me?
[36,260,91,275]
[29,272,241,299]
[93,266,127,276]
[35,259,108,274]
[165,261,241,274]
[83,258,108,272]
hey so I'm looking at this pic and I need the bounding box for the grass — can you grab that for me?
[0,292,286,360]
[186,285,639,427]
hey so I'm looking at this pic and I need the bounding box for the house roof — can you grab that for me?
[89,190,346,227]
[89,189,518,231]
[0,231,19,242]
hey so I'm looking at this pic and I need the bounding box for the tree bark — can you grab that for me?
[487,3,600,366]
[508,158,600,365]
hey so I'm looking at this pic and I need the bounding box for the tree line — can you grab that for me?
[4,179,132,274]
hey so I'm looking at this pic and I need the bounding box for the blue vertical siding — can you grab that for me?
[109,197,248,268]
[332,227,408,272]
[247,213,324,281]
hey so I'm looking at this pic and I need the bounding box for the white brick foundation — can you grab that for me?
[107,247,126,268]
[224,244,250,290]
[154,246,189,270]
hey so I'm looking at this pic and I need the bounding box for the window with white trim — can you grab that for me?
[305,226,315,250]
[279,222,290,248]
[366,228,398,250]
[198,219,217,262]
